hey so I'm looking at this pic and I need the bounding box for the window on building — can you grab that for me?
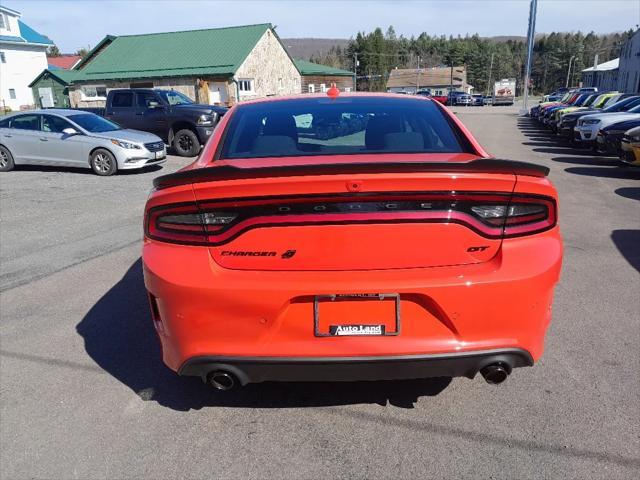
[308,84,315,93]
[0,13,8,31]
[320,83,327,93]
[0,52,5,63]
[9,88,16,99]
[81,85,107,100]
[278,78,284,90]
[111,91,134,107]
[0,14,5,29]
[238,79,254,94]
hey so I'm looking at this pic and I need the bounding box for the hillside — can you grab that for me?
[282,38,350,59]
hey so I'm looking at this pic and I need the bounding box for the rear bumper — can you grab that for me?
[143,227,563,378]
[179,349,534,384]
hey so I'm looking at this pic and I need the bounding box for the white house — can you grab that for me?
[0,5,53,111]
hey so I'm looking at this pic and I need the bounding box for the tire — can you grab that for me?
[90,149,117,176]
[173,129,200,157]
[0,145,15,172]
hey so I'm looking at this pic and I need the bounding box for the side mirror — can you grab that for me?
[62,127,79,136]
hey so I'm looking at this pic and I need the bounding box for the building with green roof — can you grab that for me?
[28,23,358,109]
[67,23,302,107]
[29,69,81,108]
[294,59,354,94]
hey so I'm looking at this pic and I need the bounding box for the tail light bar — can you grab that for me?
[145,192,557,246]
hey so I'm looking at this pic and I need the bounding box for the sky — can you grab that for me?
[6,0,640,52]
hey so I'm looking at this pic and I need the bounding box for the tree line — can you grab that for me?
[310,27,635,94]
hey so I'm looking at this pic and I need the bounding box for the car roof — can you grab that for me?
[235,92,436,107]
[5,109,89,118]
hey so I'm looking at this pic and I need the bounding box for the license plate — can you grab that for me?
[329,325,385,336]
[314,293,401,337]
[155,151,164,159]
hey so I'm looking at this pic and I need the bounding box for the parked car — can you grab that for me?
[431,94,448,104]
[483,96,494,106]
[619,126,640,166]
[448,92,472,106]
[557,95,640,139]
[416,90,432,97]
[547,93,595,131]
[98,89,227,157]
[471,94,484,106]
[0,109,166,176]
[143,93,562,390]
[530,91,576,118]
[596,118,640,156]
[574,103,640,148]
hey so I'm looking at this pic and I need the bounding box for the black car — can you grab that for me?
[596,118,640,155]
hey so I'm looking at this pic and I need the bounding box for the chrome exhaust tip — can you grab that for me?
[480,363,510,385]
[208,371,237,391]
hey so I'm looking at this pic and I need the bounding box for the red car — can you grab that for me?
[143,92,562,390]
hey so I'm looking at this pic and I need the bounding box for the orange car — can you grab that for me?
[143,92,562,390]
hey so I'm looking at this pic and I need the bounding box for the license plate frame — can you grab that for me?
[313,293,401,337]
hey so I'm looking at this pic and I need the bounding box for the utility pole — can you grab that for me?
[450,64,453,100]
[353,52,358,92]
[522,0,538,114]
[565,55,575,88]
[416,56,421,92]
[486,53,494,97]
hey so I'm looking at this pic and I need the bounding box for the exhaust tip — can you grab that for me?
[208,371,237,391]
[480,363,510,385]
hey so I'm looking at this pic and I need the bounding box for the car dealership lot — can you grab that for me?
[1,107,638,479]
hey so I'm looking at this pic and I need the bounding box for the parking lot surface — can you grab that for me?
[1,107,638,479]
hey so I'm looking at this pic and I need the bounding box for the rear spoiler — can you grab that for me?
[153,159,549,190]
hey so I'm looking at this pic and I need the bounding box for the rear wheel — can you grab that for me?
[0,145,15,172]
[90,149,117,176]
[173,129,200,157]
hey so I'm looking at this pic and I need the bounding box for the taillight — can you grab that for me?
[145,203,239,245]
[470,196,556,237]
[144,193,556,245]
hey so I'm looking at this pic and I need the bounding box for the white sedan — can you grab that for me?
[0,109,166,176]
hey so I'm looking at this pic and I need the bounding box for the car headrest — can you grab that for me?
[365,114,403,149]
[252,135,298,157]
[263,114,298,141]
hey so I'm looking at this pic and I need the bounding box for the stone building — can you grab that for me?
[65,23,301,107]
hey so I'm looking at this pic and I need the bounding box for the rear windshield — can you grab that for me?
[220,97,470,160]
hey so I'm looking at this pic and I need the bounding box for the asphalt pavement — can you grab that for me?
[1,107,639,479]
